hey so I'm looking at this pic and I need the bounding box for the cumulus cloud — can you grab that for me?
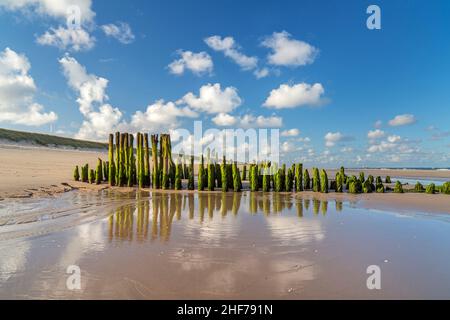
[101,22,135,44]
[205,35,258,70]
[367,135,419,157]
[388,114,416,126]
[205,35,269,78]
[264,82,325,109]
[180,83,242,114]
[239,114,282,128]
[1,0,97,51]
[253,68,269,79]
[211,113,237,126]
[36,26,95,51]
[59,55,122,140]
[281,128,299,137]
[367,129,385,140]
[261,31,318,67]
[212,113,282,128]
[324,132,353,147]
[168,50,213,76]
[0,47,57,126]
[130,100,197,132]
[0,0,96,24]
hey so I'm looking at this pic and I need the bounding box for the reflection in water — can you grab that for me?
[106,192,340,242]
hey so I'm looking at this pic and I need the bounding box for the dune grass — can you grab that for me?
[0,128,107,150]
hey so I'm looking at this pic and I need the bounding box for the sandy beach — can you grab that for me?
[0,146,107,199]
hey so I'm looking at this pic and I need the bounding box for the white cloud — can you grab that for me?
[130,100,197,132]
[101,22,135,44]
[387,135,401,143]
[59,54,108,115]
[281,141,296,153]
[324,132,353,147]
[340,147,353,153]
[261,31,318,67]
[0,47,57,126]
[204,35,268,79]
[263,82,325,109]
[36,26,95,51]
[212,113,237,126]
[205,35,258,70]
[180,83,242,114]
[0,0,96,24]
[60,56,199,139]
[59,54,121,140]
[168,50,213,76]
[388,114,416,126]
[0,0,97,51]
[240,114,282,128]
[367,135,406,154]
[367,129,385,139]
[253,68,269,79]
[281,128,299,137]
[297,136,311,143]
[212,113,282,128]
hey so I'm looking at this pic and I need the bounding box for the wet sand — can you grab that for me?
[1,190,450,299]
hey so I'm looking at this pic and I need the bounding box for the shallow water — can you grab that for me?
[393,177,447,186]
[0,190,450,299]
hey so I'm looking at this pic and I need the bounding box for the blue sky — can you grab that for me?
[0,0,449,167]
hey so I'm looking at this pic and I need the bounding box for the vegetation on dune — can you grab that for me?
[385,176,392,183]
[0,128,107,150]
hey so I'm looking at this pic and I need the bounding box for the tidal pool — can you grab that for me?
[0,190,450,299]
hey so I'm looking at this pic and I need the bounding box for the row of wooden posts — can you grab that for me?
[73,132,450,194]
